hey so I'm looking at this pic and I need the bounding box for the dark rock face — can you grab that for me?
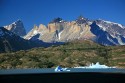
[76,16,87,24]
[4,20,26,37]
[49,17,64,23]
[0,27,42,53]
[96,19,125,37]
[90,22,119,45]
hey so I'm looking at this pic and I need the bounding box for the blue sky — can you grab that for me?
[0,0,125,32]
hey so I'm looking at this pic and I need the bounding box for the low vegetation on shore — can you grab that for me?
[0,40,125,69]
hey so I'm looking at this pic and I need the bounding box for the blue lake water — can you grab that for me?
[0,68,125,75]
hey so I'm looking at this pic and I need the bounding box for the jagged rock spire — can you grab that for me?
[50,17,64,23]
[76,15,87,24]
[4,19,26,37]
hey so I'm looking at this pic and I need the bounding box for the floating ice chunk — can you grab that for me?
[74,62,115,69]
[88,62,109,68]
[55,66,70,72]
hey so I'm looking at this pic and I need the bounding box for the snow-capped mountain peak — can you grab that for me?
[4,19,26,37]
[23,17,125,46]
[49,17,65,23]
[97,19,124,29]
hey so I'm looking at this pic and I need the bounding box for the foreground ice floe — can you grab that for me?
[55,62,116,72]
[74,62,116,68]
[55,66,70,72]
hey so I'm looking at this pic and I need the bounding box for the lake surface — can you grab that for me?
[0,68,125,75]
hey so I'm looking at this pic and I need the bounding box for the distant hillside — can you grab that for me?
[0,39,125,69]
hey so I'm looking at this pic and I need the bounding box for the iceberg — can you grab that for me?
[74,62,115,69]
[55,66,70,72]
[54,62,116,72]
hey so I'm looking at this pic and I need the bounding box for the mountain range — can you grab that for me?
[1,16,125,52]
[24,16,125,46]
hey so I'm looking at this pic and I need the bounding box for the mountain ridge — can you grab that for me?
[3,16,125,47]
[4,19,26,37]
[24,16,125,46]
[0,27,43,53]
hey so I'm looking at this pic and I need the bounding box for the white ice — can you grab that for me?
[74,62,115,69]
[33,30,38,35]
[55,66,70,72]
[58,31,63,40]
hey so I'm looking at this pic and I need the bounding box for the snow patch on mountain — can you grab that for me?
[97,24,106,31]
[4,19,26,37]
[80,30,84,35]
[117,24,123,28]
[101,20,124,29]
[107,35,117,45]
[116,36,125,45]
[58,30,63,40]
[110,34,116,38]
[33,30,38,35]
